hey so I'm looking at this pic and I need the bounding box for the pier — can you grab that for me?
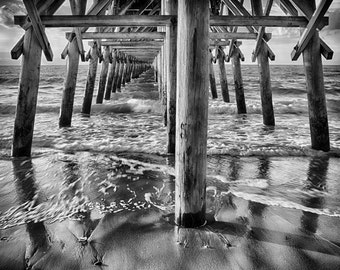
[2,2,339,268]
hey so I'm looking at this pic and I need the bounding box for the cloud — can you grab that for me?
[0,0,24,27]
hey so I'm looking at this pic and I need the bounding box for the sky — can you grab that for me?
[0,0,339,65]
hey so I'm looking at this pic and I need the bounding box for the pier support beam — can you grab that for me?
[81,42,99,115]
[209,49,218,99]
[302,1,330,151]
[59,0,87,127]
[231,46,247,114]
[104,49,117,100]
[12,27,42,157]
[165,0,177,154]
[175,0,209,228]
[96,45,110,104]
[251,0,275,126]
[216,46,230,103]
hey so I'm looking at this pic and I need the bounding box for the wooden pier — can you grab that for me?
[11,0,333,227]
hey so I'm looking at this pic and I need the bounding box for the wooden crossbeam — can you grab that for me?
[15,15,174,28]
[209,15,327,28]
[251,0,273,62]
[68,31,166,39]
[210,31,259,39]
[22,0,53,61]
[67,31,258,40]
[14,14,326,29]
[61,0,111,59]
[222,0,275,60]
[93,40,233,47]
[289,0,333,60]
[11,0,65,59]
[291,0,333,61]
[279,0,298,15]
[69,0,87,61]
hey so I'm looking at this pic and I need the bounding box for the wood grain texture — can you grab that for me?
[175,0,209,228]
[12,27,42,157]
[96,46,110,104]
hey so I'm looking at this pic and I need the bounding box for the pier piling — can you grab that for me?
[216,46,230,103]
[175,0,209,228]
[232,46,247,114]
[209,49,218,99]
[81,42,99,115]
[96,45,110,104]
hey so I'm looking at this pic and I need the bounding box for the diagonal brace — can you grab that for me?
[291,0,332,61]
[22,0,53,61]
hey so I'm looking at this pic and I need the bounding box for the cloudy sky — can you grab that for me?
[0,0,339,65]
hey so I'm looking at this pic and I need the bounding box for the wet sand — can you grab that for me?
[1,191,340,270]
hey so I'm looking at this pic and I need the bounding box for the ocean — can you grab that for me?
[0,64,340,268]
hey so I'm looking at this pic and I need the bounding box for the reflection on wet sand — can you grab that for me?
[300,157,328,234]
[12,158,51,268]
[0,154,340,269]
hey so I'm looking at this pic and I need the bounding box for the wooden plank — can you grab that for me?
[291,0,332,61]
[289,0,333,60]
[89,40,164,46]
[175,0,209,228]
[209,15,327,28]
[67,31,166,39]
[14,14,327,29]
[210,32,257,39]
[252,0,273,62]
[22,0,53,61]
[15,15,174,27]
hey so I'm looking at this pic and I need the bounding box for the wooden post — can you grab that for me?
[59,0,87,127]
[104,49,117,100]
[81,42,99,115]
[165,0,178,154]
[302,1,330,151]
[112,56,120,93]
[216,46,230,102]
[12,27,42,157]
[209,49,218,99]
[125,55,131,83]
[231,46,247,114]
[96,45,110,104]
[157,54,163,98]
[116,53,125,92]
[251,0,275,126]
[175,0,209,228]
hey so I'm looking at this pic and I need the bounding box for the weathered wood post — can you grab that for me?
[231,46,247,114]
[104,49,117,100]
[165,0,178,153]
[125,55,132,83]
[216,46,230,102]
[59,0,87,127]
[112,54,121,93]
[209,49,218,99]
[301,1,330,151]
[157,53,163,98]
[251,0,275,126]
[81,42,99,115]
[12,26,42,157]
[116,53,125,92]
[175,0,209,228]
[96,45,110,104]
[153,58,158,82]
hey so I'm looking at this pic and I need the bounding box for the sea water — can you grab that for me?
[0,64,339,231]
